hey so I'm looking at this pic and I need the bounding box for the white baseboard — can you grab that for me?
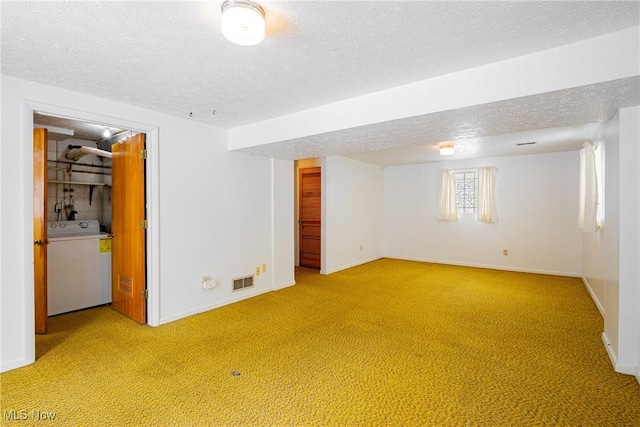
[581,277,604,316]
[273,280,296,291]
[385,255,581,277]
[636,366,640,385]
[615,363,637,376]
[321,256,383,275]
[602,332,618,370]
[159,279,297,325]
[602,332,637,376]
[159,286,272,325]
[1,357,33,373]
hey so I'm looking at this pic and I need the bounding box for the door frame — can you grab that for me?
[298,166,322,269]
[294,159,325,273]
[25,101,161,327]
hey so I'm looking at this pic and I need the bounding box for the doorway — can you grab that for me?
[33,111,151,336]
[298,166,321,269]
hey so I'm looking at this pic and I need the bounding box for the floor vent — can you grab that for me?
[233,275,254,291]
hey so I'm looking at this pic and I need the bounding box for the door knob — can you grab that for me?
[34,239,43,246]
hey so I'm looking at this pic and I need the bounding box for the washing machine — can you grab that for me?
[47,220,112,316]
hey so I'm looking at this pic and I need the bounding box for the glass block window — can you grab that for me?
[455,170,478,215]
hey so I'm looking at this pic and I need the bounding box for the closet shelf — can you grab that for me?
[48,180,107,186]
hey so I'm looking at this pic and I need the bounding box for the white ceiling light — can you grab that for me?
[221,0,265,46]
[439,143,455,156]
[103,127,111,138]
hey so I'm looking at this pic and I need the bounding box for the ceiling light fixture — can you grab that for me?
[103,127,111,138]
[439,143,455,156]
[221,0,265,46]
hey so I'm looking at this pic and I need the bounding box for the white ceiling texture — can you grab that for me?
[2,1,639,166]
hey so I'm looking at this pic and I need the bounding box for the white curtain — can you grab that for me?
[438,169,458,222]
[594,143,605,229]
[579,141,602,231]
[478,166,498,223]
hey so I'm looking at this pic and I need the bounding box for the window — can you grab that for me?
[454,170,478,215]
[438,167,497,223]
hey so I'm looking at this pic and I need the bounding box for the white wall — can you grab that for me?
[618,106,640,377]
[272,159,295,290]
[156,146,273,323]
[582,213,606,314]
[608,107,640,376]
[636,113,640,385]
[384,152,582,275]
[601,112,621,367]
[322,156,384,274]
[583,107,640,378]
[0,75,295,372]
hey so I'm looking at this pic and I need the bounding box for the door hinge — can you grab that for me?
[140,149,147,159]
[141,219,148,229]
[142,289,148,299]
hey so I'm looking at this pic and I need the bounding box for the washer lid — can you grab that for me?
[48,220,101,237]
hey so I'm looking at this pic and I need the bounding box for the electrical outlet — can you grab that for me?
[256,267,260,276]
[262,264,267,273]
[360,244,363,251]
[503,249,508,256]
[201,275,217,290]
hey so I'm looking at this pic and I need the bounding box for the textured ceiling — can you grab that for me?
[236,77,639,166]
[3,1,640,165]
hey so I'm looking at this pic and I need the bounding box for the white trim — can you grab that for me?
[272,280,296,291]
[581,277,605,316]
[29,101,157,134]
[159,286,273,325]
[320,158,327,274]
[21,102,35,370]
[145,127,161,327]
[270,158,276,291]
[602,332,637,376]
[602,332,618,370]
[615,362,638,376]
[0,100,2,369]
[321,256,384,275]
[385,256,581,278]
[1,359,30,373]
[25,100,161,330]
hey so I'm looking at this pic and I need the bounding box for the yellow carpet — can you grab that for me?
[1,259,639,426]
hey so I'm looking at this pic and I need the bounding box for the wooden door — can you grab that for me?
[299,167,321,269]
[33,128,48,334]
[111,133,146,324]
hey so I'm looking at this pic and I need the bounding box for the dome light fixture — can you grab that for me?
[439,143,455,156]
[221,0,265,46]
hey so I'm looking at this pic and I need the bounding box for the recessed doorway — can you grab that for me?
[33,111,150,339]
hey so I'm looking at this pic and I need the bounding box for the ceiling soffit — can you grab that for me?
[235,77,640,166]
